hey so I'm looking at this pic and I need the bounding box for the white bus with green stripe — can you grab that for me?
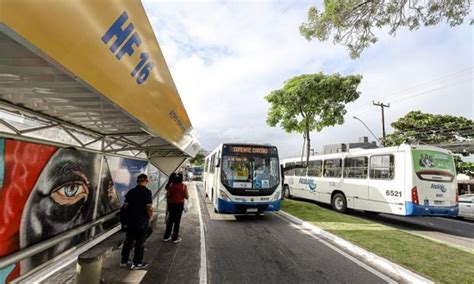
[281,144,458,216]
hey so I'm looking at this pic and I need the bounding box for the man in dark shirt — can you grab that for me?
[120,174,153,270]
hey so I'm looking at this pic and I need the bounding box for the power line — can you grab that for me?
[371,67,473,101]
[348,67,473,116]
[388,78,473,104]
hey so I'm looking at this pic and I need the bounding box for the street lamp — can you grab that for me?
[352,116,382,146]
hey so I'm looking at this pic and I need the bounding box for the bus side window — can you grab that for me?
[210,154,216,172]
[323,159,342,177]
[344,157,368,179]
[308,160,322,177]
[295,161,306,176]
[369,155,395,180]
[285,162,296,176]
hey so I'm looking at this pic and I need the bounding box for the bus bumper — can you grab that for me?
[216,198,281,214]
[405,202,458,217]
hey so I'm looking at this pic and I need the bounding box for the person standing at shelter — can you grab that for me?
[163,172,177,223]
[163,173,189,243]
[120,174,153,270]
[165,172,178,190]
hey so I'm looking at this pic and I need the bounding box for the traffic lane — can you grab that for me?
[196,185,389,284]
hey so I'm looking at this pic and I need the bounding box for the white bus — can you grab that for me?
[203,143,282,214]
[281,144,458,217]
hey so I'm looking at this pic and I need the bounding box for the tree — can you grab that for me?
[300,0,473,59]
[265,72,362,165]
[189,153,204,166]
[384,111,473,147]
[454,156,474,176]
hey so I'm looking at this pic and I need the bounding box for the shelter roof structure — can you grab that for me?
[0,0,200,173]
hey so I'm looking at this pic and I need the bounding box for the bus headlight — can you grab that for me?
[272,190,281,201]
[219,190,231,202]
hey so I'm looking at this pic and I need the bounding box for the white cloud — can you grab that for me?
[144,1,473,159]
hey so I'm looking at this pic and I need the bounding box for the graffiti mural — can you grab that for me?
[0,139,161,282]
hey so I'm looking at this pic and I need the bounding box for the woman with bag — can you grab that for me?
[164,173,178,223]
[163,173,189,243]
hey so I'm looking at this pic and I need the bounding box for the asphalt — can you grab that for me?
[196,183,392,284]
[46,181,447,283]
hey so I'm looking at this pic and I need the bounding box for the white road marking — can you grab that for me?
[192,183,208,284]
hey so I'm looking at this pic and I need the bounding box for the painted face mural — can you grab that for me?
[19,148,104,271]
[0,139,158,283]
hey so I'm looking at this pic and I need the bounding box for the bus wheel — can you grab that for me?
[332,193,347,213]
[283,185,291,199]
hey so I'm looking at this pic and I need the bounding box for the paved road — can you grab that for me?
[196,183,393,284]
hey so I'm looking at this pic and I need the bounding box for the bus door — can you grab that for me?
[368,154,404,214]
[412,150,457,208]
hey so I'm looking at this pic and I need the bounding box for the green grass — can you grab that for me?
[282,199,474,284]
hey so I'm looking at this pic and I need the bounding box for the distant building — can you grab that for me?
[323,136,378,154]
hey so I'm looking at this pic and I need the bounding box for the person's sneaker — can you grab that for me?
[130,263,149,270]
[120,260,132,268]
[172,238,182,244]
[162,237,172,242]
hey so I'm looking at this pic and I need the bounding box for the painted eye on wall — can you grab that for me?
[51,181,89,206]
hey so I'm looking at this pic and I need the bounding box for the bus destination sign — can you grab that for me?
[230,146,269,154]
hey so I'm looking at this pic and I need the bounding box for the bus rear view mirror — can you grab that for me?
[215,158,220,168]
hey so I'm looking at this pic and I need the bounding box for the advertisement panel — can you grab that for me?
[412,149,455,182]
[412,150,455,173]
[0,139,160,282]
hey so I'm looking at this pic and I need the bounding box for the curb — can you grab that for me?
[277,210,434,284]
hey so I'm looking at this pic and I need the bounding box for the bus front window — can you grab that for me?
[221,155,279,189]
[222,156,252,188]
[252,157,280,188]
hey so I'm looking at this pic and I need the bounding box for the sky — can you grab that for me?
[143,0,473,159]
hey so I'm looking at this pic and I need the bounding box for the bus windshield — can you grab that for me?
[221,155,280,189]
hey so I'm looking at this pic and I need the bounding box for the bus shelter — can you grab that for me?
[0,1,200,282]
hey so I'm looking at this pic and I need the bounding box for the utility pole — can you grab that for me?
[373,101,390,146]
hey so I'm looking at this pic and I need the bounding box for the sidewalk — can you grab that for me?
[43,184,201,284]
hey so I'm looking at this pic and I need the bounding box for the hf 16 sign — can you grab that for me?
[102,11,156,85]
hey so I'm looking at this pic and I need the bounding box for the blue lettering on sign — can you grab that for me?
[102,11,156,85]
[299,178,317,192]
[431,183,447,193]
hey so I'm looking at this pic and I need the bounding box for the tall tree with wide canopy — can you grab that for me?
[385,111,474,175]
[384,111,474,148]
[265,72,362,165]
[300,0,473,59]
